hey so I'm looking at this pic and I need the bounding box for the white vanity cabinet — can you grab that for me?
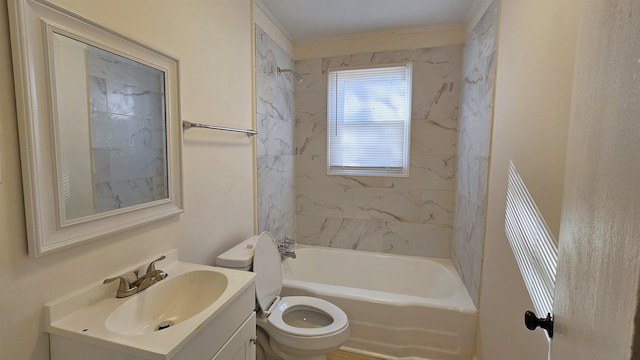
[46,255,257,360]
[171,311,256,360]
[51,313,256,360]
[50,289,256,360]
[210,313,256,360]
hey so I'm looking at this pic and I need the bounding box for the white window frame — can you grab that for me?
[326,63,412,177]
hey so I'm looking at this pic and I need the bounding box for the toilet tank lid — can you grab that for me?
[215,235,259,268]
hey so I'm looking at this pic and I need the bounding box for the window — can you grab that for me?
[327,63,412,176]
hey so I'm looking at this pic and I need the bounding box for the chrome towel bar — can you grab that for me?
[182,120,258,137]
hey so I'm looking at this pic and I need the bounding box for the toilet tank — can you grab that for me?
[216,235,259,271]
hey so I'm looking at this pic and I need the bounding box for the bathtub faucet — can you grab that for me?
[277,237,296,259]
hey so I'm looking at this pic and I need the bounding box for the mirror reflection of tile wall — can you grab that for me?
[87,47,168,212]
[255,26,296,242]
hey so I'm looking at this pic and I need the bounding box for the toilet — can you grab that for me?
[216,232,350,360]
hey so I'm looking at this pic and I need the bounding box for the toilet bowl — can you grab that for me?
[216,232,349,360]
[257,296,349,359]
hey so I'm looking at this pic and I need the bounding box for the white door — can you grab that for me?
[549,0,640,358]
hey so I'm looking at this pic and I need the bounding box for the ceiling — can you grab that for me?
[258,0,478,43]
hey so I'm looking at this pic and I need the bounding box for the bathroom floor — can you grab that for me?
[328,350,382,360]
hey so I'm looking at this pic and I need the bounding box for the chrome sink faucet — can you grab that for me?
[277,237,296,259]
[103,255,168,298]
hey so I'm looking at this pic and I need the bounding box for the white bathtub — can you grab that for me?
[280,245,477,360]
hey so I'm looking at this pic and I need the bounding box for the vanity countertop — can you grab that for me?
[45,250,256,359]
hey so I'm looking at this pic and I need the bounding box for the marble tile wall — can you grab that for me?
[453,0,499,306]
[255,26,296,242]
[87,47,167,212]
[295,46,462,258]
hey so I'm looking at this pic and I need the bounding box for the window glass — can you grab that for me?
[327,64,412,176]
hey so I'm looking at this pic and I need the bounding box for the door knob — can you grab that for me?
[524,310,554,338]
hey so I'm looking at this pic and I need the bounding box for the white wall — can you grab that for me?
[0,1,254,358]
[475,0,580,359]
[293,26,465,60]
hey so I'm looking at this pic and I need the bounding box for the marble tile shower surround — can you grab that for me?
[87,47,167,212]
[295,46,463,258]
[255,26,296,242]
[452,0,499,306]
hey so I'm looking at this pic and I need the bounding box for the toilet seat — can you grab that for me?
[253,232,284,314]
[269,296,348,336]
[253,232,348,338]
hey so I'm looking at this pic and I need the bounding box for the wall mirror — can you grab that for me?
[8,0,183,257]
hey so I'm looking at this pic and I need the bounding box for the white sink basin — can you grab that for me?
[105,270,229,335]
[44,250,256,359]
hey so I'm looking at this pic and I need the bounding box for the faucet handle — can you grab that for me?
[146,255,166,273]
[103,275,137,298]
[278,238,295,253]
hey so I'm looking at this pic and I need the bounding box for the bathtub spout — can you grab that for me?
[280,250,296,259]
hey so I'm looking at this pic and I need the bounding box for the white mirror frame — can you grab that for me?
[8,0,184,257]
